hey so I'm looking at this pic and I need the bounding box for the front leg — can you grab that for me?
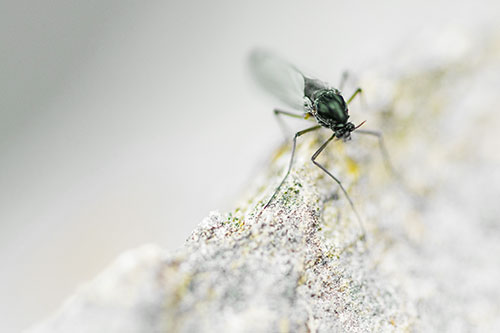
[263,125,321,209]
[311,134,366,240]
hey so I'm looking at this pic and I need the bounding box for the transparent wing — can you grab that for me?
[249,49,307,110]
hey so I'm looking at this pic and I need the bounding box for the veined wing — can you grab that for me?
[249,49,308,110]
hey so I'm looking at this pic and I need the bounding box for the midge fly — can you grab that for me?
[250,50,393,239]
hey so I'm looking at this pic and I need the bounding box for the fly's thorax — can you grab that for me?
[311,89,350,128]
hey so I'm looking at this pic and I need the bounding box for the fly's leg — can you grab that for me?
[311,134,366,241]
[347,86,366,111]
[339,71,349,91]
[274,109,308,140]
[355,129,397,177]
[274,109,305,118]
[355,129,420,205]
[340,71,364,107]
[263,125,321,209]
[347,88,363,104]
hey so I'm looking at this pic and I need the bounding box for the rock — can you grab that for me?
[29,29,500,332]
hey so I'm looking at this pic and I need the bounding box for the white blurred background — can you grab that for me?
[1,1,499,331]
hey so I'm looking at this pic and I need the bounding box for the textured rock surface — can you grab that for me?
[29,30,500,332]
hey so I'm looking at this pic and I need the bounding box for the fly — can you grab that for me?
[249,49,394,239]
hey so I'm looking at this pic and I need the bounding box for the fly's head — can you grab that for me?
[332,120,366,141]
[333,122,356,141]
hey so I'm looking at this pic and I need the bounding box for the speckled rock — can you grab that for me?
[29,29,500,333]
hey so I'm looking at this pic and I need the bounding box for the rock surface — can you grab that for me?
[29,30,500,332]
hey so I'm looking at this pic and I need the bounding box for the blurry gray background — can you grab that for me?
[1,1,498,331]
